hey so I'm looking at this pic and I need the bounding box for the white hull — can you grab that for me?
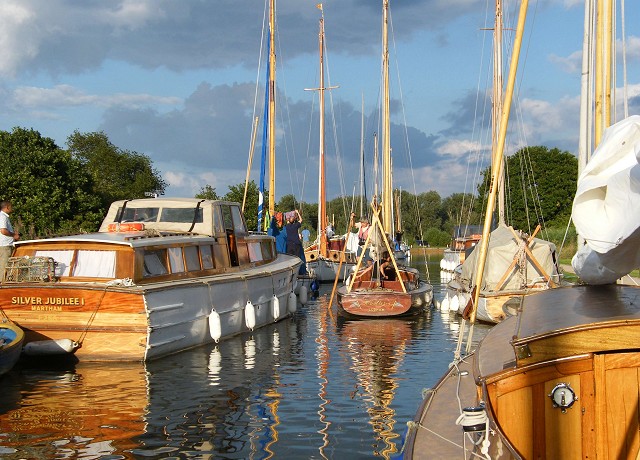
[143,254,299,360]
[307,257,355,283]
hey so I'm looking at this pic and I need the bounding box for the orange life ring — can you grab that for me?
[107,222,145,232]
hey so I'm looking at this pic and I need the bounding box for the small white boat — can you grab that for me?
[0,198,301,361]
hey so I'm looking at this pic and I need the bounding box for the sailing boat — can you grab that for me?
[336,0,433,318]
[304,7,358,282]
[404,1,640,458]
[440,0,561,324]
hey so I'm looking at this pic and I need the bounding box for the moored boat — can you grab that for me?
[0,198,301,361]
[0,319,24,375]
[336,0,433,317]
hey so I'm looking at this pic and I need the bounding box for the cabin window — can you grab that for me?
[35,250,74,277]
[230,206,246,233]
[184,246,201,271]
[198,246,214,270]
[221,206,234,230]
[261,241,275,260]
[167,247,185,273]
[73,250,116,278]
[159,207,203,224]
[117,207,159,223]
[143,249,168,277]
[247,242,263,262]
[200,245,214,269]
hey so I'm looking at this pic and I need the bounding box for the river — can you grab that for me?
[0,250,492,459]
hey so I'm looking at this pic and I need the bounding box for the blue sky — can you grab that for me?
[0,0,638,205]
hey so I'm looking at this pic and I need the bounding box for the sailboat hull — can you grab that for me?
[337,280,432,318]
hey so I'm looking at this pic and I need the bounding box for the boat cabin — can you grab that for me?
[7,198,278,285]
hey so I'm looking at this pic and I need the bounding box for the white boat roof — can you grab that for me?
[16,231,216,249]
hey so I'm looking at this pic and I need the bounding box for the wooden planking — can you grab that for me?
[601,354,640,459]
[580,368,597,456]
[496,386,533,458]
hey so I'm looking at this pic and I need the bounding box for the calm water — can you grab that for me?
[0,251,491,460]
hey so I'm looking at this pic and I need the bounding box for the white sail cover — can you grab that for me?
[572,115,640,284]
[460,224,559,292]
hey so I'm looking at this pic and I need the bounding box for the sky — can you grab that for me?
[0,0,639,208]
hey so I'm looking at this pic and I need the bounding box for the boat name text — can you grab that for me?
[11,296,85,307]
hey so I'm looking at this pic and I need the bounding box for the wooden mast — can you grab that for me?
[594,0,613,146]
[306,5,337,258]
[318,15,328,257]
[381,0,392,235]
[493,0,505,225]
[268,0,276,218]
[467,0,529,332]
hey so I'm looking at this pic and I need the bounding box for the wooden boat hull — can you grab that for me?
[407,285,640,460]
[337,280,432,318]
[0,255,299,361]
[0,320,24,375]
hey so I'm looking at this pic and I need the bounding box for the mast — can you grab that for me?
[467,0,529,335]
[381,0,392,235]
[268,0,276,218]
[594,0,613,146]
[493,0,505,225]
[318,15,328,257]
[306,5,337,258]
[360,95,365,217]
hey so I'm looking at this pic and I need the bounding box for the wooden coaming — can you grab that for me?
[474,285,640,459]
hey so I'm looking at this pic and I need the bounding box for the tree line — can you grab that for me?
[0,127,578,248]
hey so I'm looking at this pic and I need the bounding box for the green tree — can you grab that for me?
[478,146,577,231]
[441,193,482,235]
[195,185,220,200]
[67,131,167,210]
[0,127,103,236]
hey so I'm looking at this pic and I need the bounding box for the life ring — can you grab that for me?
[107,222,144,232]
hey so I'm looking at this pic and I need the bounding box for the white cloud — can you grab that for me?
[9,85,181,111]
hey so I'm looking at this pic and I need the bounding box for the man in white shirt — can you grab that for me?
[0,201,19,281]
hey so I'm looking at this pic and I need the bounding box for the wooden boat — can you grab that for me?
[0,198,301,361]
[304,8,358,282]
[336,0,433,318]
[404,1,640,457]
[0,319,24,375]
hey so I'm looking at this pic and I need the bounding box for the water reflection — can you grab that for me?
[0,252,492,459]
[335,314,429,459]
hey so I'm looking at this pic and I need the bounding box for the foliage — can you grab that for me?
[0,127,103,236]
[195,185,220,200]
[67,131,167,210]
[478,146,577,232]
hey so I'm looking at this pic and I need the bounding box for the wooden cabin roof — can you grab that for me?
[476,284,640,380]
[15,232,217,249]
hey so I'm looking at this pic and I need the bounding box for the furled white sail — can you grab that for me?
[572,115,640,284]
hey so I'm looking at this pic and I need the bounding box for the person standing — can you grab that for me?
[0,201,19,281]
[301,227,310,248]
[285,209,303,257]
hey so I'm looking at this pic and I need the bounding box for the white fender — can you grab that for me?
[450,294,460,313]
[208,348,222,385]
[440,294,450,312]
[272,294,280,321]
[23,338,78,356]
[458,294,467,314]
[209,309,222,342]
[245,301,256,330]
[287,291,298,314]
[298,285,308,305]
[244,338,256,370]
[440,259,445,270]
